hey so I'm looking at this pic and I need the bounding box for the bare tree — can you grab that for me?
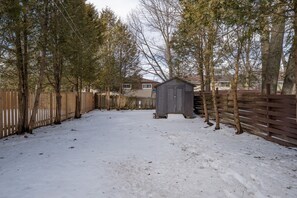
[128,0,180,81]
[261,1,286,94]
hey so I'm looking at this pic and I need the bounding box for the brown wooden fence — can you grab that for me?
[195,91,297,146]
[96,94,156,110]
[0,91,95,138]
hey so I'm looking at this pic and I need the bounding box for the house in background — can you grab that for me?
[184,74,232,91]
[122,78,160,98]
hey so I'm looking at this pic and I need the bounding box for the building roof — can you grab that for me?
[140,78,160,83]
[155,77,196,88]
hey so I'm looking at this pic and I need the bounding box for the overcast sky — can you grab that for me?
[86,0,139,21]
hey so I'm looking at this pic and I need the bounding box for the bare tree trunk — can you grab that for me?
[199,68,209,123]
[52,8,63,124]
[203,33,211,92]
[75,78,82,118]
[233,42,243,134]
[29,0,49,133]
[267,5,285,94]
[106,86,110,110]
[244,38,252,90]
[54,91,62,124]
[282,47,296,94]
[262,2,285,94]
[118,86,123,110]
[260,21,270,94]
[210,67,220,130]
[54,54,62,124]
[207,27,220,130]
[16,30,29,134]
[197,35,209,124]
[16,2,29,134]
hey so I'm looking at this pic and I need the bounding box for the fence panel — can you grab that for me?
[196,91,297,146]
[0,91,19,137]
[0,91,4,138]
[0,90,95,139]
[96,94,156,110]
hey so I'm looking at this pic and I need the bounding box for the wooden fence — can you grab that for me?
[195,91,297,146]
[96,94,156,110]
[0,91,95,138]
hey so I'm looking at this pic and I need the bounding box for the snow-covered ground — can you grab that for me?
[0,110,296,198]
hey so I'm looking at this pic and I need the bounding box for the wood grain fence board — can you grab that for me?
[0,91,3,138]
[7,92,11,135]
[254,121,296,138]
[3,92,7,136]
[0,91,95,138]
[197,90,297,146]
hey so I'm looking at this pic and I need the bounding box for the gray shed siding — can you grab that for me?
[155,78,194,118]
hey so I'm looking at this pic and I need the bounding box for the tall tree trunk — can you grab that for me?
[207,27,220,130]
[54,53,62,124]
[106,86,110,110]
[199,65,209,124]
[118,86,123,110]
[52,8,63,124]
[210,63,220,130]
[16,30,29,134]
[203,34,211,92]
[282,48,296,94]
[267,4,285,94]
[244,38,252,90]
[197,35,209,124]
[16,2,29,134]
[75,77,82,118]
[260,17,270,94]
[166,41,173,78]
[29,0,49,133]
[233,42,243,134]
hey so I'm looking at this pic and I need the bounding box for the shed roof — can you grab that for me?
[155,77,196,88]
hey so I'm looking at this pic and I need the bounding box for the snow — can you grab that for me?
[0,110,296,198]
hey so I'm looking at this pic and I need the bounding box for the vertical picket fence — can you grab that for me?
[0,91,95,138]
[96,94,156,110]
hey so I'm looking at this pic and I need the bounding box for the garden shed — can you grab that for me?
[155,77,195,118]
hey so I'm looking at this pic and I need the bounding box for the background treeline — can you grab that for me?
[0,0,139,133]
[129,0,296,95]
[128,0,297,133]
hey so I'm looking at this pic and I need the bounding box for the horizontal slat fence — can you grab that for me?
[0,91,95,138]
[195,91,297,146]
[96,94,156,110]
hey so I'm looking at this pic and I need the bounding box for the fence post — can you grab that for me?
[266,84,272,138]
[7,91,11,135]
[0,91,3,138]
[65,93,68,119]
[50,93,53,124]
[94,93,98,109]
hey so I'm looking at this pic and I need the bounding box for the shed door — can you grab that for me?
[167,86,184,113]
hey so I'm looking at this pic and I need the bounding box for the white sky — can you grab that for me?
[86,0,139,21]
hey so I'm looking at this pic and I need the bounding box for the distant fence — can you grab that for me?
[96,94,156,110]
[195,91,297,146]
[0,91,94,138]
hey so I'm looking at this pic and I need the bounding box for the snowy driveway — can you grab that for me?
[0,110,297,198]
